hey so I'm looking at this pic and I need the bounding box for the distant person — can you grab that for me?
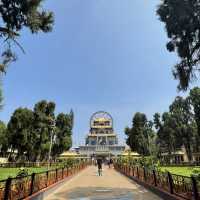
[108,159,111,168]
[110,158,113,164]
[109,158,113,168]
[97,158,103,176]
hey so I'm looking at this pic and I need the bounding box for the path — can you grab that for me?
[46,165,163,200]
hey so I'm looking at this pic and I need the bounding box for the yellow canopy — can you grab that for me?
[59,151,79,157]
[121,151,140,156]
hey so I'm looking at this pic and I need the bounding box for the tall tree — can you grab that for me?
[125,112,153,156]
[190,87,200,136]
[189,87,200,153]
[153,112,178,156]
[157,0,200,90]
[0,86,3,110]
[7,107,34,161]
[0,0,54,72]
[0,121,8,157]
[52,112,73,158]
[33,100,56,161]
[4,100,73,161]
[169,96,196,161]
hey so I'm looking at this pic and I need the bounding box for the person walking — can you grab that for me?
[97,158,103,176]
[108,159,111,168]
[109,158,113,168]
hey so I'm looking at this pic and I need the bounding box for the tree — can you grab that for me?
[0,86,3,110]
[153,112,178,156]
[3,100,73,162]
[189,87,200,152]
[169,96,196,161]
[157,0,200,90]
[7,107,34,161]
[125,112,153,156]
[0,0,54,72]
[190,87,200,136]
[52,112,73,158]
[0,121,8,157]
[33,100,56,161]
[154,96,198,161]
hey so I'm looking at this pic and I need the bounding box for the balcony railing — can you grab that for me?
[79,145,125,153]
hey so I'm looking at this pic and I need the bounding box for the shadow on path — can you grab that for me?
[55,186,159,200]
[44,166,163,200]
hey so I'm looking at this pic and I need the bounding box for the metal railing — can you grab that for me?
[114,163,200,200]
[0,162,60,168]
[79,145,125,152]
[0,162,89,200]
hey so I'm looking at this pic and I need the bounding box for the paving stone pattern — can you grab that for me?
[46,165,163,200]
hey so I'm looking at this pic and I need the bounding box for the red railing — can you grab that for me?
[0,162,89,200]
[114,163,200,200]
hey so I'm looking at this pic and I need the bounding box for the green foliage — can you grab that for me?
[16,167,29,178]
[125,112,155,156]
[0,121,8,156]
[0,0,54,72]
[62,158,79,168]
[157,0,200,90]
[7,107,34,160]
[136,156,159,169]
[154,96,196,161]
[116,156,159,170]
[0,86,3,110]
[125,87,200,164]
[52,111,73,158]
[0,167,50,180]
[169,96,196,161]
[190,88,200,139]
[154,111,178,156]
[33,100,56,161]
[160,166,199,177]
[192,167,200,180]
[5,100,73,162]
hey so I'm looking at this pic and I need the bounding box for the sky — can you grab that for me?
[0,0,196,147]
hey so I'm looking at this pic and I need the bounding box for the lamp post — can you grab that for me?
[48,118,56,170]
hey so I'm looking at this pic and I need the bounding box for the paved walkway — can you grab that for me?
[46,165,163,200]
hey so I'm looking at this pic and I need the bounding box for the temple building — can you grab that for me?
[79,111,125,158]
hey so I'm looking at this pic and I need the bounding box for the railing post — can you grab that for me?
[132,167,134,177]
[55,168,58,182]
[46,171,49,187]
[143,167,146,181]
[191,176,199,200]
[167,172,174,194]
[152,170,157,186]
[67,167,69,176]
[4,177,12,200]
[62,167,64,179]
[29,173,35,195]
[137,167,139,179]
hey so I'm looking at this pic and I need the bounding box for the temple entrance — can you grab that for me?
[79,111,125,158]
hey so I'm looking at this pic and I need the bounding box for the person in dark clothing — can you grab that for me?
[108,159,111,168]
[108,158,113,168]
[97,158,102,176]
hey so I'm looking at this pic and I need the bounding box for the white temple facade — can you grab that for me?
[79,111,125,158]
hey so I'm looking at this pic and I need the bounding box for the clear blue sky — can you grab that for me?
[0,0,196,146]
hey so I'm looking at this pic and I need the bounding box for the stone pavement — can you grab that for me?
[46,165,163,200]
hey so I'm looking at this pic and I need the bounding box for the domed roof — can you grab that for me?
[94,117,110,122]
[90,111,113,128]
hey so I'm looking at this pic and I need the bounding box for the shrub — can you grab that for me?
[192,167,200,180]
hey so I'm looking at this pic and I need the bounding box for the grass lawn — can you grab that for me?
[159,166,200,177]
[0,167,51,181]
